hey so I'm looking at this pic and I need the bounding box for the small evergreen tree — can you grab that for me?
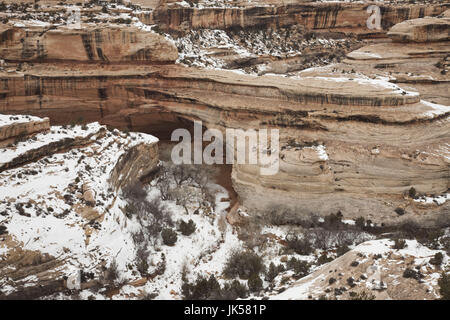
[161,228,177,246]
[247,274,263,292]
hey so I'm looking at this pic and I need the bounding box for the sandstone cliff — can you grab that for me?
[0,2,447,226]
[147,1,449,36]
[388,16,450,42]
[0,24,178,63]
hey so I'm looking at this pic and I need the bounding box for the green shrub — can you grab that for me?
[349,290,375,300]
[403,268,424,280]
[247,274,263,292]
[350,261,359,267]
[285,235,313,255]
[317,253,333,265]
[408,187,417,198]
[394,207,405,216]
[179,219,196,236]
[182,275,249,300]
[322,212,343,230]
[286,257,310,279]
[124,203,137,218]
[136,247,149,276]
[222,280,249,299]
[336,244,350,257]
[438,272,450,300]
[182,274,220,300]
[105,259,119,285]
[161,228,177,246]
[223,250,264,279]
[265,262,284,282]
[355,217,365,229]
[430,252,444,266]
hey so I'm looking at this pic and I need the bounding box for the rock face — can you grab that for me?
[0,25,178,63]
[388,16,450,42]
[0,114,49,145]
[0,60,448,224]
[0,118,159,299]
[109,141,160,191]
[0,2,448,226]
[147,1,449,35]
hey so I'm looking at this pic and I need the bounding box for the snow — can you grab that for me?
[0,114,44,127]
[271,238,449,300]
[0,122,160,291]
[354,239,445,259]
[348,51,382,59]
[312,145,329,161]
[0,119,248,299]
[6,214,86,258]
[304,76,420,96]
[0,122,103,166]
[421,100,450,118]
[271,273,326,300]
[414,193,450,206]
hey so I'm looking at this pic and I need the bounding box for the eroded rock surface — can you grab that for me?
[388,16,450,42]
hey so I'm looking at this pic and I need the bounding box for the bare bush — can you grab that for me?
[285,233,313,255]
[259,206,318,227]
[238,220,265,250]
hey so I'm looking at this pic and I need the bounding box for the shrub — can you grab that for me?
[442,237,450,255]
[285,234,313,255]
[403,268,424,280]
[182,275,248,300]
[317,253,333,265]
[265,262,284,282]
[394,207,405,216]
[182,274,221,300]
[349,290,375,300]
[438,272,450,300]
[247,274,263,292]
[322,212,343,230]
[336,244,350,257]
[286,257,310,279]
[347,277,356,288]
[350,261,359,267]
[223,250,264,279]
[105,259,119,285]
[392,239,407,250]
[132,230,145,246]
[123,182,147,201]
[136,247,149,276]
[124,203,138,218]
[408,187,417,198]
[355,217,365,229]
[430,252,444,266]
[161,228,177,246]
[328,277,336,285]
[179,219,196,236]
[222,280,249,299]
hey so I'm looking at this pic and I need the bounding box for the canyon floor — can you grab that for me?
[0,0,449,300]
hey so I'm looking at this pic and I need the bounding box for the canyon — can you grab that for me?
[0,0,449,300]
